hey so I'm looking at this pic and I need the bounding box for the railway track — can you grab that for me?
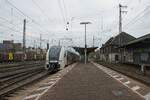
[0,61,43,69]
[0,61,49,99]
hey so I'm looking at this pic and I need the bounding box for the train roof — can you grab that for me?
[66,46,80,56]
[48,46,80,56]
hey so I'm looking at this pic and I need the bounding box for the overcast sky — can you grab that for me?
[0,0,150,48]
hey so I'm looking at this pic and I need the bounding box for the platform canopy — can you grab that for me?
[73,47,98,55]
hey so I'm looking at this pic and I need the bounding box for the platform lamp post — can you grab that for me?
[80,22,91,64]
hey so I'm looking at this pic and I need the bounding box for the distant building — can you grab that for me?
[99,32,136,63]
[3,40,13,44]
[0,43,4,52]
[0,40,46,62]
[0,40,22,53]
[13,43,22,52]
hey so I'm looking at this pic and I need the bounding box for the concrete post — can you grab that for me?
[141,64,145,75]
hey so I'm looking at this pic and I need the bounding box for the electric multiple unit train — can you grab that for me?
[45,46,80,72]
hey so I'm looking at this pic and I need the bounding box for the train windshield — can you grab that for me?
[49,46,61,61]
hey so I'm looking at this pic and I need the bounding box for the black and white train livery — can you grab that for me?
[45,46,80,71]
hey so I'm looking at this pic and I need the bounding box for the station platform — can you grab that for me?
[38,63,144,100]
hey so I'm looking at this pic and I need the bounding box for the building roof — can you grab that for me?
[73,47,98,55]
[110,32,136,46]
[102,32,136,47]
[125,33,150,46]
[104,37,114,46]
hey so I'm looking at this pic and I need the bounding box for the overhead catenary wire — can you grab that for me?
[0,23,45,47]
[0,23,22,34]
[0,16,22,30]
[62,0,70,31]
[0,15,48,40]
[106,0,141,31]
[6,0,30,19]
[123,6,150,29]
[31,0,52,24]
[62,0,68,21]
[57,0,71,31]
[57,0,66,23]
[0,14,45,45]
[6,0,52,34]
[0,16,51,45]
[109,0,134,34]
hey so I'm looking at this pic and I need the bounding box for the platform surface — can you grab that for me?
[39,63,144,100]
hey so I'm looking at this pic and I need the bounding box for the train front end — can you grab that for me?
[45,46,61,72]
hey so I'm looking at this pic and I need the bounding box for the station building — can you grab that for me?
[98,32,136,63]
[96,32,150,73]
[121,34,150,65]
